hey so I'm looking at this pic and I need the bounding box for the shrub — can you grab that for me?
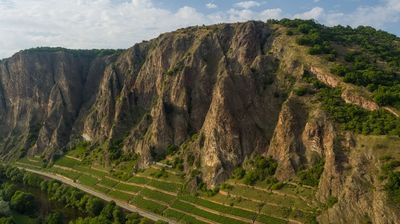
[243,170,258,185]
[166,145,179,156]
[271,182,285,190]
[326,196,338,208]
[385,171,400,204]
[382,160,400,174]
[379,155,393,161]
[220,183,233,190]
[294,87,309,96]
[330,64,348,77]
[297,24,313,34]
[298,160,324,187]
[232,167,245,179]
[151,168,168,178]
[242,156,278,185]
[198,181,219,196]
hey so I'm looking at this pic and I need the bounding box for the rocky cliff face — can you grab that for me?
[0,50,113,159]
[0,21,399,223]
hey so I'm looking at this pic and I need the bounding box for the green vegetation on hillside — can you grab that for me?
[380,157,400,206]
[298,160,325,187]
[22,47,124,58]
[233,155,278,186]
[276,19,400,110]
[318,88,400,136]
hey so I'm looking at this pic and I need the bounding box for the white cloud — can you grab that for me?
[234,1,261,9]
[0,0,399,59]
[314,0,320,3]
[293,7,324,20]
[224,8,282,22]
[387,0,400,11]
[260,8,283,19]
[0,0,286,59]
[320,0,400,28]
[206,3,217,9]
[0,0,205,58]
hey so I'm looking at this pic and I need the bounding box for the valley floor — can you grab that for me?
[15,155,319,224]
[17,167,172,223]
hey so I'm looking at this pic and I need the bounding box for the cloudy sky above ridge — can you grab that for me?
[0,0,399,59]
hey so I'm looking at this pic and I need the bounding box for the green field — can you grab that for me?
[77,174,98,186]
[163,208,208,224]
[179,195,257,221]
[171,200,246,224]
[146,179,182,193]
[140,188,176,204]
[131,196,167,214]
[114,182,142,193]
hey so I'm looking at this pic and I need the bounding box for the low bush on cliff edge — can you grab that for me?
[298,160,324,187]
[234,156,278,186]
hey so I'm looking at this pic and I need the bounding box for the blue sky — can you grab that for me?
[0,0,399,59]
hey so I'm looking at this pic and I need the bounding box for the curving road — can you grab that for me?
[18,167,176,224]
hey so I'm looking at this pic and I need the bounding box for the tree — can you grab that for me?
[243,170,258,185]
[0,200,10,216]
[10,191,35,214]
[232,167,245,179]
[100,201,116,220]
[22,173,41,187]
[126,212,141,224]
[0,217,13,224]
[1,183,16,201]
[112,207,125,224]
[85,198,103,216]
[45,212,63,224]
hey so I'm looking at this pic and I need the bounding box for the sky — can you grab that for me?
[0,0,399,59]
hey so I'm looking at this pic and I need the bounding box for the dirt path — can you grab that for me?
[18,167,175,224]
[65,155,83,162]
[383,106,400,117]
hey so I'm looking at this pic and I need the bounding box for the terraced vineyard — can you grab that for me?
[15,155,320,224]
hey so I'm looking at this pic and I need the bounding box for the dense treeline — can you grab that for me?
[0,166,159,224]
[274,19,400,135]
[274,19,400,110]
[21,47,124,58]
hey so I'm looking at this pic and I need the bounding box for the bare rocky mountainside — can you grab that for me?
[1,20,400,223]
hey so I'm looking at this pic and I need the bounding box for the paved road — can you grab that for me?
[19,167,176,224]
